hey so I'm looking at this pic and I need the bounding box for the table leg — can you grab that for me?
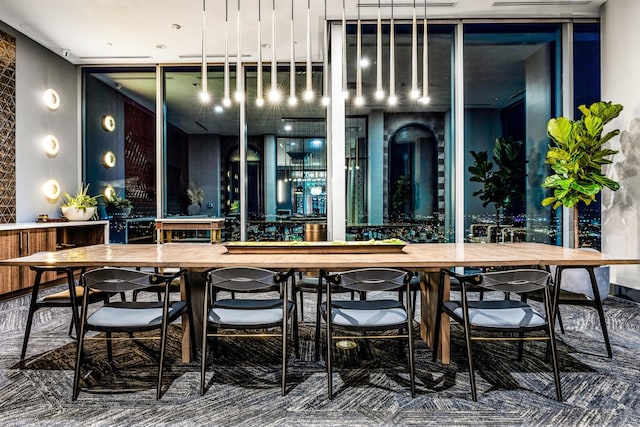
[181,269,205,363]
[420,271,450,364]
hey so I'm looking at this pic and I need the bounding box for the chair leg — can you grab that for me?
[464,329,477,401]
[157,322,169,400]
[314,301,322,361]
[106,332,113,364]
[588,268,613,358]
[200,320,209,396]
[544,292,563,401]
[556,307,565,334]
[20,272,43,368]
[281,318,288,396]
[327,318,333,400]
[298,290,304,322]
[407,311,416,398]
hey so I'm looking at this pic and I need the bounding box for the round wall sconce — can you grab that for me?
[101,114,116,132]
[104,185,115,200]
[43,88,60,111]
[103,151,116,168]
[42,135,59,157]
[43,179,61,200]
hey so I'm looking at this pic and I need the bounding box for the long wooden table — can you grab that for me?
[2,242,637,363]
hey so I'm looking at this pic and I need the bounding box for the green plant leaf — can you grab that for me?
[547,117,573,144]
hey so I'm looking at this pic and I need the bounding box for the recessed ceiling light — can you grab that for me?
[156,44,166,49]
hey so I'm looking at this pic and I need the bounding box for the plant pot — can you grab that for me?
[187,204,201,215]
[107,207,132,218]
[61,206,96,221]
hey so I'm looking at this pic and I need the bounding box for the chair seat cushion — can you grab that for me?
[87,301,186,328]
[324,299,408,328]
[208,298,290,326]
[445,300,546,329]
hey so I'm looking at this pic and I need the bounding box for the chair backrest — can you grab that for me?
[323,268,410,293]
[204,267,290,293]
[82,267,160,293]
[480,269,551,294]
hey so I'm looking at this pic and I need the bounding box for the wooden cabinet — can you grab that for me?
[0,222,107,297]
[0,228,56,294]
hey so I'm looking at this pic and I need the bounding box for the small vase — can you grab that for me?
[187,204,201,216]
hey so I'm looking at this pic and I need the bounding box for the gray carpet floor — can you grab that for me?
[1,284,639,426]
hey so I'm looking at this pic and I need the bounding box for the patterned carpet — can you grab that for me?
[1,284,639,426]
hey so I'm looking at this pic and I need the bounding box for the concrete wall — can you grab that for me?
[601,0,640,289]
[1,22,79,222]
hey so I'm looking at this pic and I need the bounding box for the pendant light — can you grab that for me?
[321,0,330,106]
[303,0,314,101]
[374,0,384,101]
[410,0,420,100]
[341,0,348,100]
[235,0,244,102]
[354,5,363,106]
[388,0,397,106]
[269,0,280,103]
[420,0,431,105]
[289,0,297,106]
[256,0,264,106]
[199,0,210,103]
[223,0,231,106]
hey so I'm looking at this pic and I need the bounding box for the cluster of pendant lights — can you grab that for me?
[198,0,429,108]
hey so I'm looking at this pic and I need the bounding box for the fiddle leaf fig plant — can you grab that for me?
[541,101,623,247]
[469,136,525,240]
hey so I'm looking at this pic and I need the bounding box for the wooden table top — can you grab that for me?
[1,242,637,270]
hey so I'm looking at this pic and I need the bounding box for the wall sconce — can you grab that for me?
[104,185,115,200]
[43,88,60,111]
[103,151,116,168]
[101,114,116,132]
[42,135,59,157]
[43,179,61,200]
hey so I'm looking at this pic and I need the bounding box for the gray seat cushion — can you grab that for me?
[445,300,546,329]
[87,301,186,328]
[208,298,285,326]
[325,299,408,328]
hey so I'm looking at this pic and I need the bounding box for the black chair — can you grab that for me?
[434,268,562,402]
[20,265,108,368]
[72,267,194,400]
[200,267,296,396]
[320,268,415,399]
[549,263,612,358]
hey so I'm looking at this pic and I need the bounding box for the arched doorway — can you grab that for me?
[388,124,438,221]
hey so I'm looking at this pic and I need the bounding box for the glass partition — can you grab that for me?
[244,64,326,241]
[83,67,157,243]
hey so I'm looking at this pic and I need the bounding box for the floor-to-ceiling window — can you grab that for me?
[463,23,562,245]
[81,20,600,246]
[343,21,455,242]
[574,23,602,249]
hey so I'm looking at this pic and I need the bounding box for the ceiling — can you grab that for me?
[0,1,607,136]
[0,1,606,65]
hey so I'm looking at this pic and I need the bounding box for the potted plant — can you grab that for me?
[469,136,526,241]
[103,188,133,218]
[542,101,623,248]
[61,183,99,221]
[187,182,204,215]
